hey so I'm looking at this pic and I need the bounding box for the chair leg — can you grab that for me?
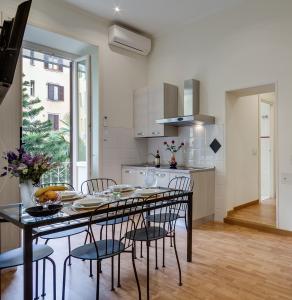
[162,236,166,268]
[132,245,141,300]
[155,240,158,270]
[134,241,137,259]
[62,256,70,300]
[111,256,115,291]
[99,226,104,274]
[89,260,93,278]
[117,254,121,288]
[173,234,182,286]
[68,237,72,266]
[140,241,143,258]
[41,259,46,297]
[170,224,173,247]
[46,257,57,300]
[41,240,49,297]
[96,261,100,300]
[147,241,150,300]
[34,261,39,300]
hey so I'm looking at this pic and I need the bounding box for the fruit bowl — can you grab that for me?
[34,191,61,205]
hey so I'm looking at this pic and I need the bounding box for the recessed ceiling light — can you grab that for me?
[114,6,120,12]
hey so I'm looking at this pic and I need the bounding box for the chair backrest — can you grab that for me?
[142,190,187,237]
[88,197,145,257]
[40,182,75,191]
[81,178,117,194]
[168,176,194,192]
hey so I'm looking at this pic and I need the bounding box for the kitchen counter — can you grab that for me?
[121,164,215,226]
[122,164,215,174]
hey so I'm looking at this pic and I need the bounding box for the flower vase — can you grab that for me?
[169,153,177,169]
[20,180,35,209]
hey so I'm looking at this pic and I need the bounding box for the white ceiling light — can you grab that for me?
[114,6,120,13]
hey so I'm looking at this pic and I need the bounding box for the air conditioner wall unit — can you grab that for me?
[109,25,151,56]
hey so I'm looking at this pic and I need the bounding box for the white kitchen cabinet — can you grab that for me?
[133,83,178,138]
[133,87,148,138]
[155,170,170,187]
[122,167,145,186]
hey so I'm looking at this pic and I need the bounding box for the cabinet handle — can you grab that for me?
[152,131,161,135]
[137,132,144,136]
[140,171,146,175]
[125,170,130,174]
[156,173,166,177]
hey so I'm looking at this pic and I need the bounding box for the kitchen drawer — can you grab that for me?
[155,171,170,187]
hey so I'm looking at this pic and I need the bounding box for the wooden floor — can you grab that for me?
[2,221,292,300]
[226,198,276,227]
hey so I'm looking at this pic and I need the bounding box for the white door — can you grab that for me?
[72,56,91,191]
[260,101,273,200]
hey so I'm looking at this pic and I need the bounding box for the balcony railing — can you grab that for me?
[41,162,71,185]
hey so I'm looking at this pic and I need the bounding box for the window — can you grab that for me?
[48,84,64,101]
[30,80,35,97]
[30,50,35,66]
[48,114,60,131]
[44,54,63,72]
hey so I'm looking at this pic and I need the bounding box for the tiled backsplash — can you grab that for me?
[103,127,148,182]
[147,124,224,167]
[148,124,226,221]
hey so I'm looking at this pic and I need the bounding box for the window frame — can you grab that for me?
[47,83,64,102]
[48,113,60,131]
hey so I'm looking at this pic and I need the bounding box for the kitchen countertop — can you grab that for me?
[122,164,215,173]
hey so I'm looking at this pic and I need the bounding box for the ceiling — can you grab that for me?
[62,0,244,37]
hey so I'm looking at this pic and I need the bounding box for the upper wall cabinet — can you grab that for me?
[133,83,178,138]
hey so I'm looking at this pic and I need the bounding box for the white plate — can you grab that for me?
[109,184,134,193]
[60,191,84,201]
[73,196,107,208]
[135,188,161,196]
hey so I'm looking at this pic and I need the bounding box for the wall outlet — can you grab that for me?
[281,173,292,185]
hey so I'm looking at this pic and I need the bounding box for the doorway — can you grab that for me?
[226,85,277,228]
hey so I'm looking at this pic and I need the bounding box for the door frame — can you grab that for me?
[72,55,92,190]
[258,97,275,202]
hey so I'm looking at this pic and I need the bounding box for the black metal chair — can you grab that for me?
[149,176,194,229]
[62,197,144,300]
[0,244,56,300]
[35,182,91,297]
[125,190,185,300]
[38,182,90,266]
[144,176,193,268]
[82,178,129,290]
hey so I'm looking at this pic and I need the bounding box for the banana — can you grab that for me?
[35,185,67,197]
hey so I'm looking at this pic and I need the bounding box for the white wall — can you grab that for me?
[226,95,259,208]
[147,0,292,229]
[0,60,22,251]
[0,0,148,183]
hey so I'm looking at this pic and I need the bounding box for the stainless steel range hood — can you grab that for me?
[156,79,215,126]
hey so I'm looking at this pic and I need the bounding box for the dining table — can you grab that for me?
[0,187,193,300]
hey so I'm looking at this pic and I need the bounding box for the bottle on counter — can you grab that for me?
[155,150,160,168]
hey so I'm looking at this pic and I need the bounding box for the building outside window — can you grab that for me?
[48,113,60,131]
[30,50,35,66]
[48,84,64,101]
[44,54,63,72]
[30,80,35,96]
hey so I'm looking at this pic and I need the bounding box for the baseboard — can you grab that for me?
[192,214,214,228]
[224,216,292,236]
